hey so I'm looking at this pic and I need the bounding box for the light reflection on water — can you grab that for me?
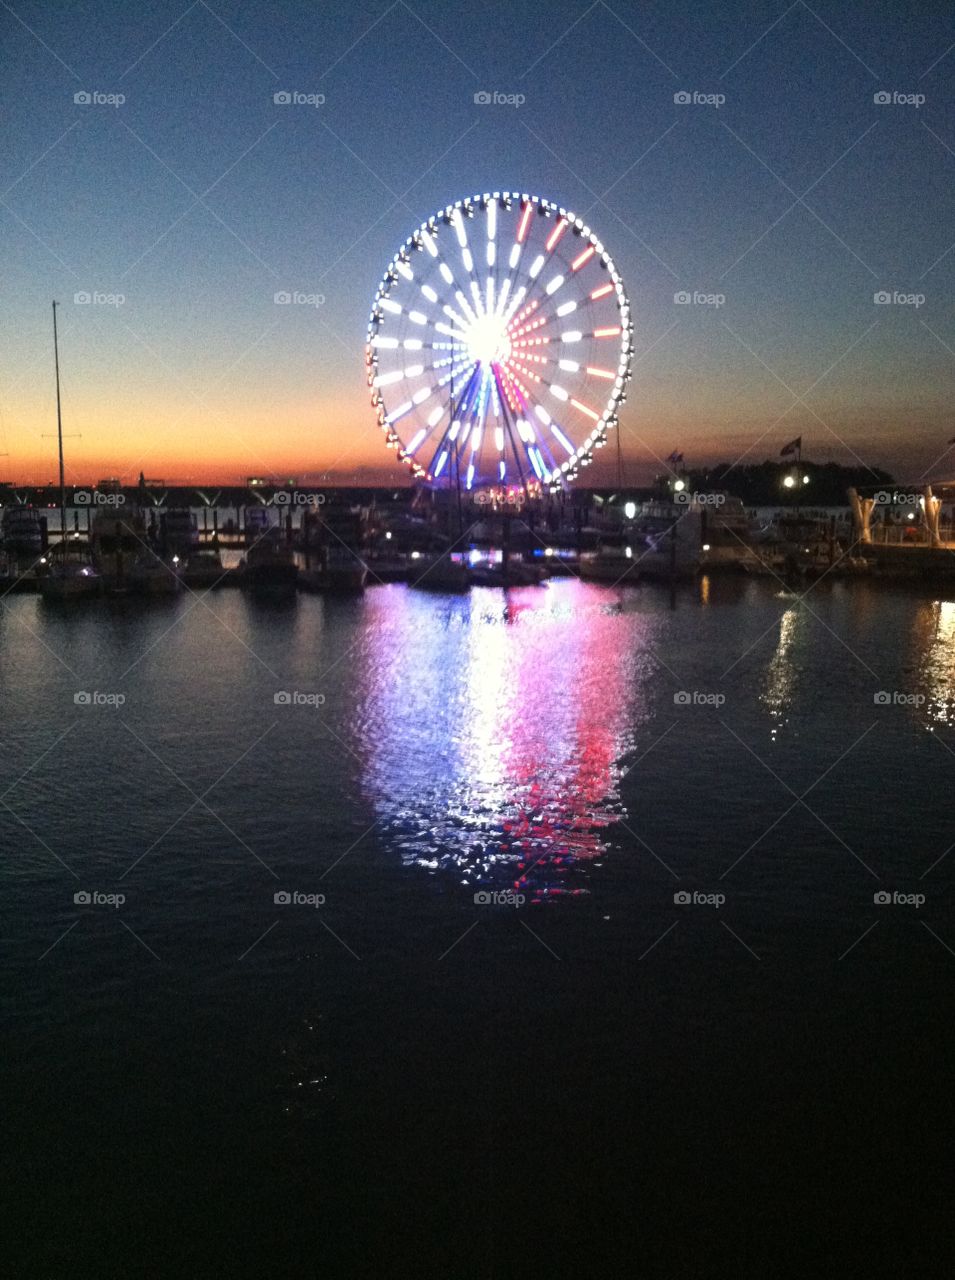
[352,582,653,901]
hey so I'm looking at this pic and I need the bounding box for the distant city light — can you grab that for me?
[624,501,636,518]
[783,475,796,489]
[673,479,686,492]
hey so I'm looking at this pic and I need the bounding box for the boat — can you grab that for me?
[240,530,298,592]
[161,507,200,558]
[578,536,642,585]
[409,550,470,592]
[468,553,547,587]
[38,543,101,600]
[127,551,182,595]
[299,546,367,595]
[1,506,44,557]
[182,546,226,588]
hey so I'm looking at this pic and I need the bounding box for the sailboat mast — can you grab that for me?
[52,300,65,541]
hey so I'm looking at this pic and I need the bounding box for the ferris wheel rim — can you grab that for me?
[366,191,633,491]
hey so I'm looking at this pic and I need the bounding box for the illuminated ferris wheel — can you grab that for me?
[366,192,632,492]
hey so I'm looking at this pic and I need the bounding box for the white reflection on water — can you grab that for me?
[761,607,800,739]
[352,582,651,901]
[916,599,955,726]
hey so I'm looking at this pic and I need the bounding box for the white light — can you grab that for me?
[408,310,427,325]
[427,406,443,427]
[412,387,431,405]
[550,384,569,401]
[558,359,579,372]
[464,310,511,367]
[535,405,551,425]
[462,248,473,272]
[440,262,454,285]
[372,336,399,348]
[702,543,711,552]
[517,419,535,442]
[495,427,505,451]
[396,262,413,281]
[486,242,495,267]
[421,285,438,302]
[561,331,582,343]
[674,479,686,492]
[434,450,449,475]
[452,208,467,247]
[556,300,576,316]
[545,275,564,295]
[407,428,426,453]
[381,299,401,314]
[529,254,545,278]
[404,364,424,377]
[624,501,636,519]
[404,338,423,350]
[552,425,575,455]
[783,475,795,489]
[487,201,496,240]
[421,231,438,257]
[508,243,520,269]
[373,370,404,387]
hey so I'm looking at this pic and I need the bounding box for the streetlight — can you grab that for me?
[783,475,796,489]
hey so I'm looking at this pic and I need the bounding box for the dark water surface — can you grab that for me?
[3,576,954,1274]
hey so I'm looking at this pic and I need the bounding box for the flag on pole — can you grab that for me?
[666,450,684,464]
[780,436,802,457]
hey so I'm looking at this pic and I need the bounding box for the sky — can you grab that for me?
[1,0,954,487]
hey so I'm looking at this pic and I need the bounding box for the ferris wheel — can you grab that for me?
[366,192,632,492]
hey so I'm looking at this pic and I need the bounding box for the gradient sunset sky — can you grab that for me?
[2,0,954,486]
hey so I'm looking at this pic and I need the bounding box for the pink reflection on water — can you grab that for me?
[352,580,652,900]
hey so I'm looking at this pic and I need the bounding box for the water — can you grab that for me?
[4,576,954,1273]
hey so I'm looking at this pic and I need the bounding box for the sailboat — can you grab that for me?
[38,302,101,602]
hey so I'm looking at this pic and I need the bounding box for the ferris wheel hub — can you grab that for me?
[464,312,512,369]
